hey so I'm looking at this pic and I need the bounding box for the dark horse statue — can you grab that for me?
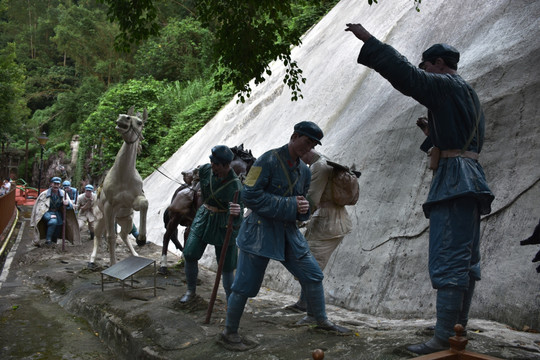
[159,144,256,275]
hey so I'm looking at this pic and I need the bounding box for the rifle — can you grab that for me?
[205,190,239,324]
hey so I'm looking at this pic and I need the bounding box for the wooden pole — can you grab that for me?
[204,190,239,324]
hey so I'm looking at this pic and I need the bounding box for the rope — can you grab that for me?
[122,118,184,186]
[151,165,183,185]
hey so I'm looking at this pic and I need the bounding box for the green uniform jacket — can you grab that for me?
[188,163,243,246]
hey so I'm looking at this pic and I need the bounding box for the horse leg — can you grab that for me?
[104,209,119,265]
[117,215,138,259]
[88,217,104,269]
[134,195,148,246]
[159,225,172,275]
[159,214,183,275]
[168,212,183,251]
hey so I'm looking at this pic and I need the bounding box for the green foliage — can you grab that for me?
[143,81,235,176]
[51,4,132,83]
[154,79,207,128]
[97,0,160,52]
[1,0,344,186]
[97,0,347,102]
[289,1,340,35]
[25,65,80,113]
[134,18,214,82]
[77,78,161,182]
[96,0,330,102]
[196,0,305,102]
[76,76,233,181]
[0,42,28,144]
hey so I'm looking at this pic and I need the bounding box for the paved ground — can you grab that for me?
[1,206,540,360]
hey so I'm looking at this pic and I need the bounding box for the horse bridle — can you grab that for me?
[124,117,144,144]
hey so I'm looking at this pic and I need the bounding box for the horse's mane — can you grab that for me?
[230,144,256,168]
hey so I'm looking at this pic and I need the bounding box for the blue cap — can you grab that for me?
[63,180,71,186]
[294,121,323,145]
[51,177,62,184]
[85,184,94,191]
[209,145,234,165]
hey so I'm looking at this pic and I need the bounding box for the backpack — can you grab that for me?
[327,160,361,206]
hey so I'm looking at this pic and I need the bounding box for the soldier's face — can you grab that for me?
[211,162,229,178]
[290,134,318,159]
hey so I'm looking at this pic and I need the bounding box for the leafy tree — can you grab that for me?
[31,75,105,135]
[144,80,235,174]
[25,65,80,113]
[76,78,163,184]
[97,0,310,101]
[0,0,350,186]
[0,42,29,147]
[98,0,421,102]
[134,18,213,82]
[51,4,131,84]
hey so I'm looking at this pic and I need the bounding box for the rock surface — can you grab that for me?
[138,0,540,330]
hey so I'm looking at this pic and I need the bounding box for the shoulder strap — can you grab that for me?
[208,177,241,209]
[463,87,481,153]
[273,150,298,196]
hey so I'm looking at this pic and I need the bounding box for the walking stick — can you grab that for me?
[62,189,67,251]
[205,190,239,324]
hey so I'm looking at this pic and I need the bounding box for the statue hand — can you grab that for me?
[229,202,241,216]
[345,23,372,42]
[296,196,309,214]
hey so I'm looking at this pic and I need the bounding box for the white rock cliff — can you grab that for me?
[139,0,540,329]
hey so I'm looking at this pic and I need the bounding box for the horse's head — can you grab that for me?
[116,106,147,144]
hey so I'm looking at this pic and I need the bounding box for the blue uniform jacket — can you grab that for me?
[358,37,494,218]
[236,144,312,261]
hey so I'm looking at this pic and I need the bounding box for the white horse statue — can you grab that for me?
[89,106,149,268]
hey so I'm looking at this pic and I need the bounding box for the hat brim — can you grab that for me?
[295,130,322,145]
[209,155,231,164]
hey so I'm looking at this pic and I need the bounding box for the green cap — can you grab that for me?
[210,145,234,165]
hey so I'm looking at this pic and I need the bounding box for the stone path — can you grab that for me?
[1,207,539,359]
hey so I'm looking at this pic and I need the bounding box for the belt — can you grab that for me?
[203,204,227,213]
[440,149,479,160]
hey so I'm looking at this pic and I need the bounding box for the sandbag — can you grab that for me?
[327,160,360,206]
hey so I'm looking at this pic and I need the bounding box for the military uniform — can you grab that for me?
[76,185,98,239]
[289,152,354,311]
[180,146,243,303]
[357,38,494,348]
[183,163,243,269]
[30,177,80,246]
[63,181,78,205]
[223,122,350,346]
